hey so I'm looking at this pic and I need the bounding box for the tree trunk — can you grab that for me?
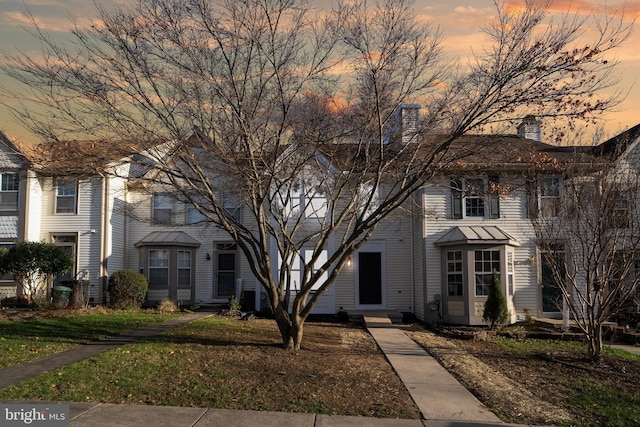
[587,323,604,364]
[273,304,293,349]
[70,280,85,309]
[290,314,304,351]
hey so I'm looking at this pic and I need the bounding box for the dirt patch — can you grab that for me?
[402,323,640,425]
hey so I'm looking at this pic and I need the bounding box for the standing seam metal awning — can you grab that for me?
[134,231,201,248]
[434,226,520,247]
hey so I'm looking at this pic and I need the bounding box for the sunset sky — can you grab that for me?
[1,0,639,143]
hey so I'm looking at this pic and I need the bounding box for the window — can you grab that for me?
[177,250,191,288]
[539,177,561,217]
[186,203,206,225]
[0,173,18,211]
[148,249,170,288]
[465,178,485,217]
[451,177,499,219]
[223,191,242,221]
[611,192,630,229]
[0,242,15,281]
[446,250,463,296]
[507,250,514,296]
[152,193,172,224]
[55,179,77,214]
[280,180,327,220]
[475,250,500,296]
[357,182,380,217]
[277,248,329,293]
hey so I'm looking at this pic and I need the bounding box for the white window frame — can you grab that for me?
[55,179,78,214]
[0,173,19,211]
[507,250,515,296]
[446,250,463,297]
[539,176,561,217]
[474,249,500,297]
[280,180,327,220]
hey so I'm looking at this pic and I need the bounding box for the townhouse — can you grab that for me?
[0,112,635,326]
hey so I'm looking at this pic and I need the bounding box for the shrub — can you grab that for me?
[157,299,179,313]
[483,269,509,329]
[107,270,148,309]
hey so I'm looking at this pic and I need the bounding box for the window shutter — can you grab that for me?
[526,178,538,219]
[488,176,500,219]
[451,179,463,219]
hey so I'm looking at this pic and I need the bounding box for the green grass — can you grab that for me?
[0,317,420,419]
[0,310,179,368]
[567,380,640,427]
[490,336,640,426]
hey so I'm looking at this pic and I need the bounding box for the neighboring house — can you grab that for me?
[413,118,601,325]
[0,132,28,300]
[1,114,637,327]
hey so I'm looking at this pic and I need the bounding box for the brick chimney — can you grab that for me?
[517,115,542,142]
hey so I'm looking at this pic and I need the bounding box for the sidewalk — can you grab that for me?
[0,312,566,426]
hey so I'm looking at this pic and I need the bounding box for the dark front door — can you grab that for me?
[358,252,382,305]
[215,243,237,298]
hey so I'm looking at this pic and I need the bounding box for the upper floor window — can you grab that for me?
[611,191,630,229]
[357,182,380,217]
[279,181,327,220]
[539,177,561,217]
[152,193,173,224]
[451,177,499,219]
[0,173,18,211]
[223,191,242,221]
[55,179,77,214]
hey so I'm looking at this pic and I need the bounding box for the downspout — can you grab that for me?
[100,174,110,303]
[410,195,415,314]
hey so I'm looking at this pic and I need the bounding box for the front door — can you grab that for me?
[214,243,237,298]
[356,242,385,308]
[52,234,77,286]
[540,248,565,314]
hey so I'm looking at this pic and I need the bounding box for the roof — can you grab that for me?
[24,139,145,177]
[592,123,640,158]
[434,226,520,247]
[134,231,201,248]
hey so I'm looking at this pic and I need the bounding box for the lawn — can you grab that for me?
[406,324,640,426]
[0,316,420,419]
[0,308,179,368]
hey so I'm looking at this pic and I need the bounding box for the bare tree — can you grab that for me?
[0,0,632,349]
[531,153,640,363]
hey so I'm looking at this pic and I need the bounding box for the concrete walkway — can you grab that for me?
[364,316,502,424]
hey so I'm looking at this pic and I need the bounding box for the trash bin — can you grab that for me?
[52,285,73,308]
